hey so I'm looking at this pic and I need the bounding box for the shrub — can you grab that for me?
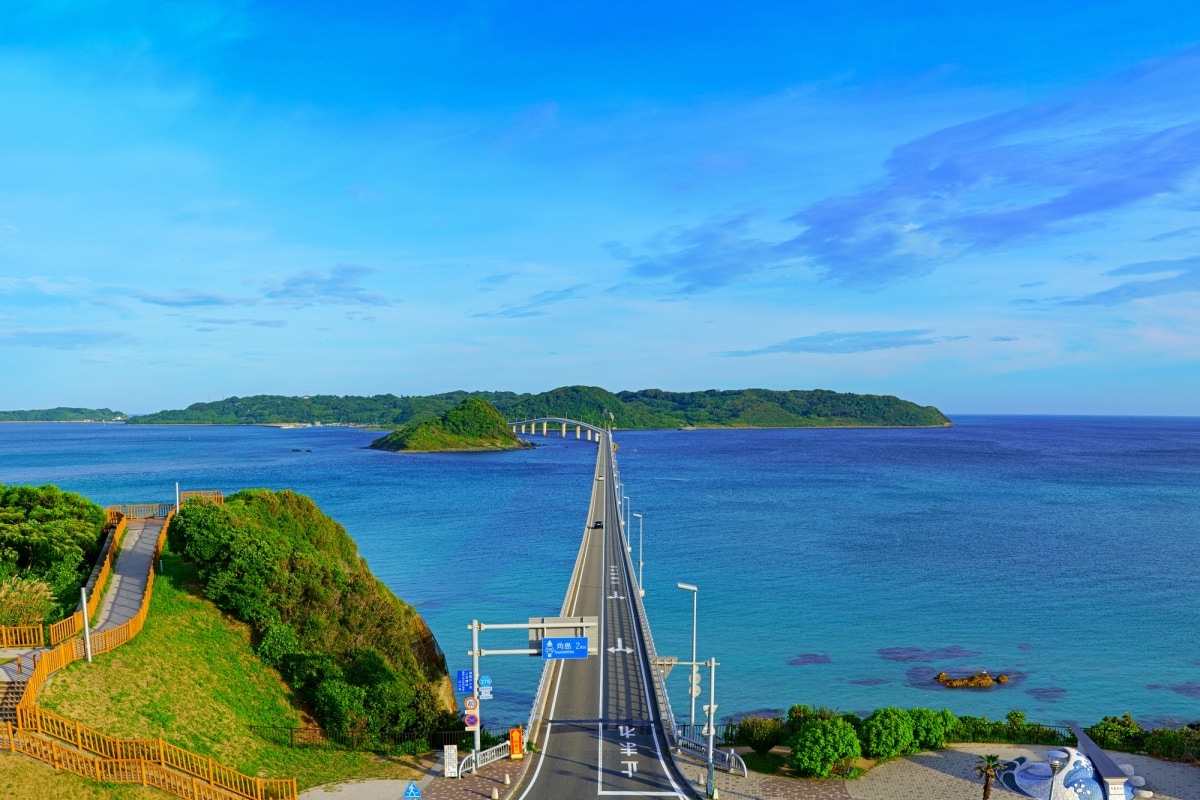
[736,715,786,757]
[1086,713,1145,752]
[786,704,842,735]
[910,707,956,751]
[255,622,300,667]
[789,718,862,778]
[861,707,914,760]
[0,576,55,626]
[313,679,368,733]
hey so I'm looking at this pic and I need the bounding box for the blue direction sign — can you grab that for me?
[455,670,473,693]
[542,637,589,660]
[404,781,422,798]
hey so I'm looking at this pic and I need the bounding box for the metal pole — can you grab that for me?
[472,620,480,769]
[706,658,717,799]
[174,481,180,512]
[81,587,93,663]
[677,583,698,735]
[633,514,644,596]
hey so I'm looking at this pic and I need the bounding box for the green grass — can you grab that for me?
[37,547,429,790]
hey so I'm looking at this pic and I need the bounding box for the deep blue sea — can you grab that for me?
[1,417,1197,731]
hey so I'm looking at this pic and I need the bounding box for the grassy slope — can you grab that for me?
[36,548,428,791]
[0,752,159,800]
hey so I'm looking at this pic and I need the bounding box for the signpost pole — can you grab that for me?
[81,587,92,663]
[472,620,481,767]
[706,658,718,799]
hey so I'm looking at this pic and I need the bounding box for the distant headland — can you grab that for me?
[4,386,951,429]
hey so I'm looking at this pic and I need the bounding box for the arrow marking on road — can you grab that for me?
[608,637,634,654]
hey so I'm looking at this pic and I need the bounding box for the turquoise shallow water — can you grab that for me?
[1,416,1197,731]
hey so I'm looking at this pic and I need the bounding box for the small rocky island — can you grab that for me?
[369,397,532,453]
[937,670,1009,689]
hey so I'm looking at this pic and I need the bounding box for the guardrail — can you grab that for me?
[460,739,510,774]
[676,735,747,776]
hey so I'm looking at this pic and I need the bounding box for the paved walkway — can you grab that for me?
[0,518,163,683]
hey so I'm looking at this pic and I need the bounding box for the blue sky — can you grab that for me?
[2,2,1199,415]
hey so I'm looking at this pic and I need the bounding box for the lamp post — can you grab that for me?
[632,513,644,596]
[703,657,718,799]
[1048,756,1062,800]
[677,582,699,736]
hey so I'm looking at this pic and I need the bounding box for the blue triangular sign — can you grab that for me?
[403,781,422,799]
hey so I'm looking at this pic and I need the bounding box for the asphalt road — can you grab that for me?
[514,434,689,800]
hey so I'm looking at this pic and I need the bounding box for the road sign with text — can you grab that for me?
[456,670,473,693]
[542,637,589,659]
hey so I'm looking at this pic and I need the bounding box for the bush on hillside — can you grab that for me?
[1145,727,1200,760]
[0,576,55,626]
[0,484,107,621]
[735,715,786,756]
[168,490,453,739]
[860,707,914,759]
[789,718,861,778]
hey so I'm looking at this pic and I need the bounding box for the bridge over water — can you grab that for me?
[472,420,745,799]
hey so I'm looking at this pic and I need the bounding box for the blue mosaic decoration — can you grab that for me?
[997,748,1132,800]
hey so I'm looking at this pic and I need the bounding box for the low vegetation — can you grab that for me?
[731,703,1200,781]
[125,385,951,428]
[0,483,107,622]
[167,490,456,744]
[369,397,528,452]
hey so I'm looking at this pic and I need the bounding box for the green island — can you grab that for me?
[0,407,127,422]
[122,385,951,428]
[369,397,532,452]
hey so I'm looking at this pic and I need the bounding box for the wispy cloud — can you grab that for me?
[470,284,588,318]
[725,329,939,356]
[1145,225,1200,242]
[135,290,248,307]
[196,317,287,328]
[0,328,130,349]
[608,214,800,293]
[263,265,391,306]
[991,335,1019,342]
[1063,256,1200,306]
[613,48,1200,291]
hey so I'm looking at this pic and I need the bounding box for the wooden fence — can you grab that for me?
[10,503,298,800]
[180,491,223,504]
[0,625,44,648]
[49,514,129,646]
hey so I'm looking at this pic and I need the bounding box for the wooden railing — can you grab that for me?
[48,514,129,646]
[180,491,223,504]
[11,504,298,800]
[106,503,175,520]
[0,625,44,648]
[2,721,288,800]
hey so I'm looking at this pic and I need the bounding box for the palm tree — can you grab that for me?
[974,754,1003,800]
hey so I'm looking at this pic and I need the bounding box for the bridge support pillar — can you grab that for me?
[520,424,526,434]
[561,422,566,438]
[576,425,581,439]
[587,429,592,441]
[542,421,547,436]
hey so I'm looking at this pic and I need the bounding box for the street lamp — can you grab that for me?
[632,513,644,596]
[1048,756,1062,800]
[677,582,699,736]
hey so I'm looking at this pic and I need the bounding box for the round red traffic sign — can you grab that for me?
[465,714,479,727]
[464,697,479,711]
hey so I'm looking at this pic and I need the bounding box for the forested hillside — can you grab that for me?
[167,490,456,736]
[128,386,950,428]
[0,407,126,421]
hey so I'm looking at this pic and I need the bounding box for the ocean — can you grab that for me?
[1,416,1196,731]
